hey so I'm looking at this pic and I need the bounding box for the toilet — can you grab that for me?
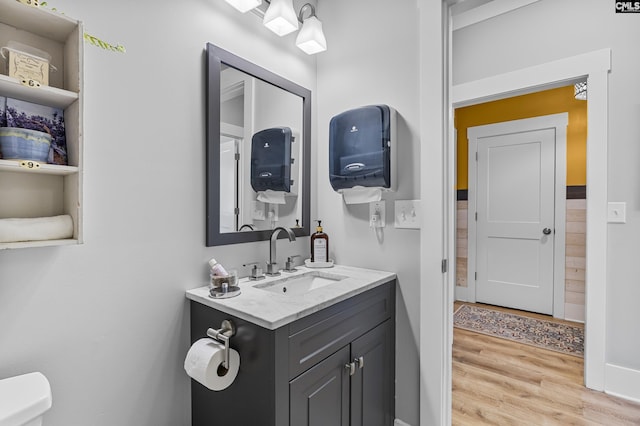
[0,372,52,426]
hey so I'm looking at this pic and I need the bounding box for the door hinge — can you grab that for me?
[234,208,240,215]
[475,272,477,281]
[475,152,478,161]
[475,212,478,221]
[441,259,448,273]
[234,153,240,161]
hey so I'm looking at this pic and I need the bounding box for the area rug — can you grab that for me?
[454,304,584,357]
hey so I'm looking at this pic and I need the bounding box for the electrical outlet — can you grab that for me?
[252,201,266,220]
[394,200,421,229]
[267,204,279,221]
[369,200,386,228]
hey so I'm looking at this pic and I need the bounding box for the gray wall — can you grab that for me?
[316,0,421,424]
[0,1,315,425]
[453,0,640,372]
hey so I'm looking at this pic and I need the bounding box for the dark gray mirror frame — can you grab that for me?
[206,43,311,246]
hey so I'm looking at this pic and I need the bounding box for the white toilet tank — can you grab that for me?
[0,372,52,426]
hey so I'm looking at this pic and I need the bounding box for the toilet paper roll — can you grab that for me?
[341,187,383,205]
[184,338,240,391]
[256,190,286,204]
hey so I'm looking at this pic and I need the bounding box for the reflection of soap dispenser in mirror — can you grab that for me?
[310,220,329,263]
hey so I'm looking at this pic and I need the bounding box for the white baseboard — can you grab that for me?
[395,419,412,426]
[605,363,640,403]
[564,303,585,323]
[454,285,470,302]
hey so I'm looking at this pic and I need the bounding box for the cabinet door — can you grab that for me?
[290,346,350,426]
[350,320,394,426]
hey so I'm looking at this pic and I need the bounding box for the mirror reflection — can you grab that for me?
[219,65,303,233]
[206,43,311,247]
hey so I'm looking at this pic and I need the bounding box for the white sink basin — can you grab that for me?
[255,271,347,296]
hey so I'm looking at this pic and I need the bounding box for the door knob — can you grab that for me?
[543,228,552,235]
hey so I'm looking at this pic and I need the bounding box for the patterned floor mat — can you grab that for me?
[454,304,584,357]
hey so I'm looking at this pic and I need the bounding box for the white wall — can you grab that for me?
[453,0,640,388]
[0,1,316,425]
[316,0,421,424]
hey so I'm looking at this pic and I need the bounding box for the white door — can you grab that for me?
[472,126,557,314]
[219,137,239,233]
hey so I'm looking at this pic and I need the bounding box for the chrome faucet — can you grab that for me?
[267,227,296,276]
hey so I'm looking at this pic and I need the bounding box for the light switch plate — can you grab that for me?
[607,202,626,223]
[395,200,421,229]
[369,200,386,228]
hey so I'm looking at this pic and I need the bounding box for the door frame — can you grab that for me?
[418,3,611,424]
[462,114,568,318]
[448,49,611,394]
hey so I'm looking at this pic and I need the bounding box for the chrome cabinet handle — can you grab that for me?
[354,356,364,369]
[344,362,356,376]
[543,228,552,235]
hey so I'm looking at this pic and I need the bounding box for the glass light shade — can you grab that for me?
[263,0,298,36]
[224,0,262,13]
[296,16,327,54]
[574,81,587,100]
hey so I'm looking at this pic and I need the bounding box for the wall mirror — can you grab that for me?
[206,43,311,246]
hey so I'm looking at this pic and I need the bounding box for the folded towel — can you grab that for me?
[256,190,286,205]
[0,215,73,243]
[341,186,382,205]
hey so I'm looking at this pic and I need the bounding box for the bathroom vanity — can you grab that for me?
[186,265,396,426]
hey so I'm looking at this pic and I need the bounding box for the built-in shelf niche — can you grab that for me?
[0,0,84,249]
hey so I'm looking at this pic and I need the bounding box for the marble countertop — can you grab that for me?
[185,264,396,330]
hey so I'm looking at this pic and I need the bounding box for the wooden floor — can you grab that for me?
[452,302,640,425]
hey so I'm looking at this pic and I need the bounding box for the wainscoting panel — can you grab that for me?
[455,192,586,322]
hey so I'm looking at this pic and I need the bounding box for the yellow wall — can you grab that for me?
[455,85,587,190]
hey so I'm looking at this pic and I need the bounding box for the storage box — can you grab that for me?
[1,41,52,86]
[0,127,51,162]
[5,98,67,165]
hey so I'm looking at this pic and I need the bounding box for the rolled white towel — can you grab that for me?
[0,215,73,243]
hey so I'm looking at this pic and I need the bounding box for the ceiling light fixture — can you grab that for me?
[223,0,327,54]
[295,4,327,55]
[574,81,587,100]
[224,0,262,14]
[263,0,299,36]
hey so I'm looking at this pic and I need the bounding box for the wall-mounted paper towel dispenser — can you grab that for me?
[250,127,295,193]
[329,105,396,203]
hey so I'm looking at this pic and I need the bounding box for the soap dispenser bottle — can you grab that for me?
[310,220,329,263]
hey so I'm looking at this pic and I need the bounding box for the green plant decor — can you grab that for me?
[82,33,126,53]
[40,2,126,53]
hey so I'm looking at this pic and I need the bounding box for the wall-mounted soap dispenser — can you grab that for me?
[250,127,296,194]
[329,105,396,204]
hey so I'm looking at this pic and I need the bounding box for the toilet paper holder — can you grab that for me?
[206,320,236,369]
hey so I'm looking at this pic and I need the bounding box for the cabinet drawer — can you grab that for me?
[288,281,394,379]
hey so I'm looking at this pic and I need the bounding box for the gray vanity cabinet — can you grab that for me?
[350,320,394,426]
[189,280,395,426]
[290,345,350,426]
[290,320,393,426]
